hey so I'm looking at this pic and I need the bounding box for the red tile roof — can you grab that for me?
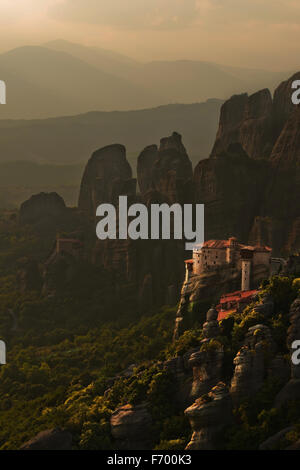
[218,309,236,321]
[199,239,271,253]
[216,289,257,321]
[202,240,229,249]
[219,289,257,303]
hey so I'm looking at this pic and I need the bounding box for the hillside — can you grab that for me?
[46,40,288,104]
[0,46,158,118]
[0,101,222,165]
[0,41,290,119]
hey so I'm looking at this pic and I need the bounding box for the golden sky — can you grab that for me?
[0,0,299,70]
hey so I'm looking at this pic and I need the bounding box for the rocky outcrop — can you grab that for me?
[187,308,224,400]
[195,72,300,255]
[202,307,220,339]
[152,132,193,204]
[20,428,72,450]
[194,143,270,242]
[78,144,136,217]
[185,382,232,450]
[174,262,242,339]
[189,349,224,400]
[272,71,300,138]
[275,297,300,408]
[137,145,158,195]
[230,324,274,404]
[211,89,273,160]
[253,293,274,319]
[19,192,66,225]
[110,403,152,450]
[270,104,300,169]
[283,254,300,276]
[137,132,193,204]
[287,297,300,379]
[259,427,294,450]
[42,249,81,295]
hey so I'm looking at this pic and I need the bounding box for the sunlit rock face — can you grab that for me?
[185,382,232,450]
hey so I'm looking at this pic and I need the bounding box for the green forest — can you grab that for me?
[0,212,299,450]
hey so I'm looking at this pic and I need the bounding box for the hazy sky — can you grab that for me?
[0,0,299,70]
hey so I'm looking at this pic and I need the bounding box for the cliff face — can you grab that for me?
[137,132,193,204]
[78,134,191,312]
[196,72,300,255]
[272,72,300,138]
[194,143,269,241]
[185,382,232,450]
[211,89,273,160]
[20,73,299,313]
[19,192,66,225]
[78,144,136,217]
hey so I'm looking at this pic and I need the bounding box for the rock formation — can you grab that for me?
[194,143,270,242]
[230,324,274,404]
[19,192,66,225]
[76,134,192,313]
[259,427,294,450]
[185,382,232,450]
[189,348,224,401]
[20,428,72,450]
[275,297,300,408]
[174,261,242,339]
[78,144,136,217]
[137,145,158,195]
[110,403,152,450]
[137,132,193,204]
[187,308,224,400]
[195,71,300,255]
[210,89,273,160]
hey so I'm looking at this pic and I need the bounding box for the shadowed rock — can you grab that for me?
[210,89,273,160]
[110,403,152,450]
[78,144,136,217]
[185,382,232,450]
[137,144,158,195]
[20,428,72,450]
[19,192,66,225]
[137,132,193,204]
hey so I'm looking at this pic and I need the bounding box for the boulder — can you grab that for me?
[185,382,232,450]
[110,403,152,450]
[230,324,274,404]
[188,348,224,400]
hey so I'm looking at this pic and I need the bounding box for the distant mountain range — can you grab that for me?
[0,39,292,119]
[0,100,223,166]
